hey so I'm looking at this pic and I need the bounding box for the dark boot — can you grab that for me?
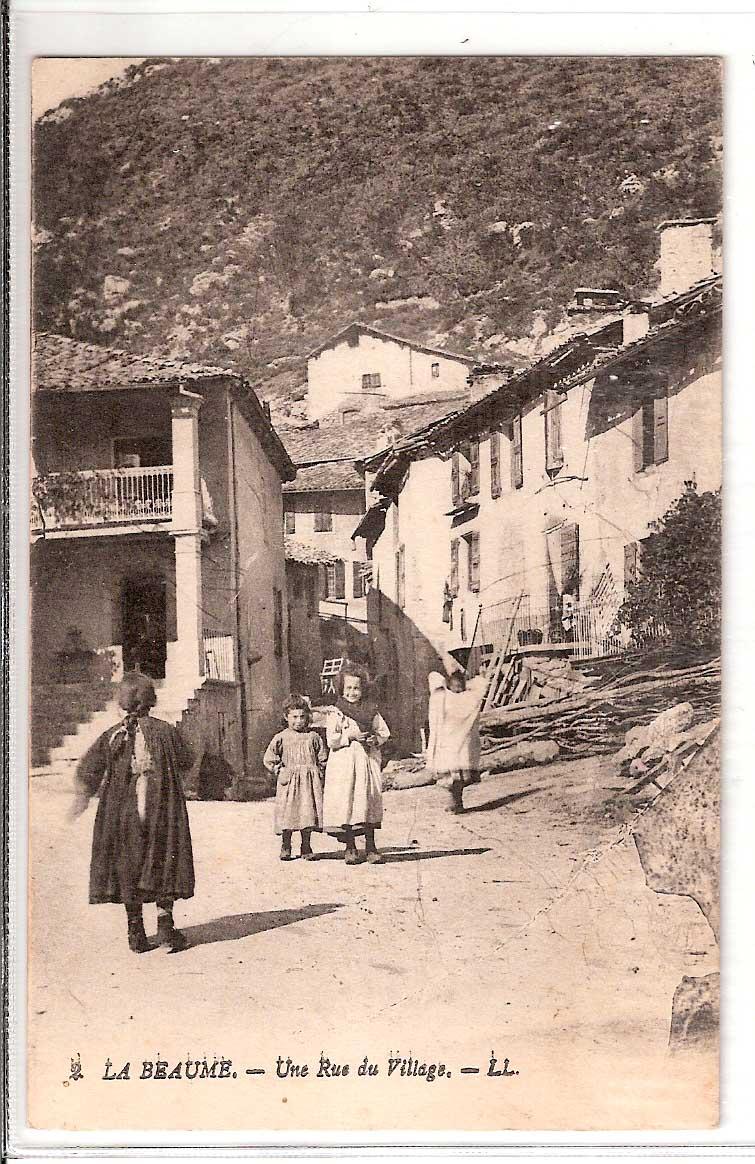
[364,827,384,864]
[343,827,360,864]
[446,782,465,814]
[126,905,149,954]
[280,830,293,861]
[156,907,188,953]
[300,830,314,860]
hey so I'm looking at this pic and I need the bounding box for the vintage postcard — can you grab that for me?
[21,53,721,1137]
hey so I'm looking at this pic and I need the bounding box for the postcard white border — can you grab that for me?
[7,3,755,1156]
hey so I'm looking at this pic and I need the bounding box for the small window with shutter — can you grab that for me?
[467,440,480,496]
[352,561,365,599]
[633,389,669,471]
[314,510,333,532]
[284,509,295,535]
[560,523,580,599]
[490,430,501,498]
[450,538,460,596]
[466,531,481,594]
[511,414,523,489]
[544,389,565,475]
[335,559,346,600]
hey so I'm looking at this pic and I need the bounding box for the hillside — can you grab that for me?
[33,56,721,417]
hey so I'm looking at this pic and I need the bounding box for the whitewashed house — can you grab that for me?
[305,321,475,421]
[357,221,722,750]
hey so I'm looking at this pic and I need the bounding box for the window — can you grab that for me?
[466,531,481,593]
[322,560,346,600]
[451,442,479,503]
[511,414,523,489]
[490,430,501,499]
[431,362,440,379]
[353,561,365,600]
[314,510,333,533]
[284,510,295,535]
[544,390,565,476]
[460,607,467,641]
[395,545,406,610]
[466,440,480,496]
[273,588,283,659]
[560,523,580,599]
[633,391,669,471]
[362,372,382,391]
[112,435,172,468]
[449,538,460,596]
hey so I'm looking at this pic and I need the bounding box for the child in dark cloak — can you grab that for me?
[263,694,327,861]
[70,671,195,953]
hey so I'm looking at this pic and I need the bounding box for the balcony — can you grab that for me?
[31,466,174,536]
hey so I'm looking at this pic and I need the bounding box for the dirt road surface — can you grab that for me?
[26,755,717,1134]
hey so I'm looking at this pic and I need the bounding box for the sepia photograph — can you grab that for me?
[22,51,722,1135]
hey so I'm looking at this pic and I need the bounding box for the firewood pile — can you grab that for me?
[480,654,720,760]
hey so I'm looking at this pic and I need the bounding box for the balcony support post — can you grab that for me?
[170,389,205,679]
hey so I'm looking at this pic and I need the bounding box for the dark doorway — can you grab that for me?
[121,577,167,679]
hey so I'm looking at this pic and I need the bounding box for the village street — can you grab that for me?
[27,755,717,1134]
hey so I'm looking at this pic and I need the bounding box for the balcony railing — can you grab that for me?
[31,466,174,533]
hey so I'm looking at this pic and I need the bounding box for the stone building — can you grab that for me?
[358,221,722,751]
[31,334,295,795]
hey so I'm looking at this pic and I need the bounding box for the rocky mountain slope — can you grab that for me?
[33,56,721,416]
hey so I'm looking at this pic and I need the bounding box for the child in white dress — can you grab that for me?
[322,667,390,864]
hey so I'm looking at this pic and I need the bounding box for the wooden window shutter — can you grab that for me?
[451,451,461,506]
[632,405,645,472]
[545,390,564,474]
[284,509,295,535]
[653,392,669,464]
[468,531,481,593]
[560,523,580,599]
[511,414,523,489]
[318,563,327,598]
[352,561,364,599]
[450,538,460,596]
[334,559,346,600]
[490,431,501,498]
[468,440,480,495]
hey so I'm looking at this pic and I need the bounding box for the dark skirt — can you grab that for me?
[89,758,195,905]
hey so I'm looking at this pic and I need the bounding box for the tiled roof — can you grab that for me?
[34,332,296,481]
[277,421,374,464]
[307,321,478,363]
[283,461,364,493]
[367,275,722,493]
[34,332,233,392]
[284,538,338,566]
[276,394,468,467]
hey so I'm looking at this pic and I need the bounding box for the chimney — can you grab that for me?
[657,218,715,298]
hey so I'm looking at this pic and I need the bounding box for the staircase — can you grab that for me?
[31,664,207,780]
[31,681,119,775]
